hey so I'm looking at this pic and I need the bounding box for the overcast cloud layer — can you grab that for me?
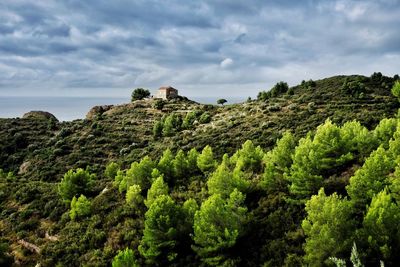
[0,0,400,98]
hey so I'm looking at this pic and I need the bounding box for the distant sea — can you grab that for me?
[0,96,247,121]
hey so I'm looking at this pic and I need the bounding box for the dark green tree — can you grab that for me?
[217,99,227,105]
[139,195,182,265]
[193,189,248,266]
[158,149,175,181]
[173,150,188,178]
[153,121,163,139]
[260,132,296,192]
[105,162,120,180]
[182,111,197,129]
[186,148,200,175]
[208,154,249,197]
[120,156,155,192]
[199,112,212,124]
[131,88,150,101]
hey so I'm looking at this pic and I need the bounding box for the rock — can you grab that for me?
[23,111,58,121]
[19,161,31,175]
[86,105,114,120]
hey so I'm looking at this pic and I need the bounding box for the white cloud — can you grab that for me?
[220,58,233,68]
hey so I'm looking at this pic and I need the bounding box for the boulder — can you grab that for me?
[22,111,58,121]
[86,105,113,120]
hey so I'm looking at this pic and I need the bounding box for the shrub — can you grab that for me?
[199,112,212,124]
[58,168,95,203]
[69,194,91,220]
[391,81,400,100]
[105,162,120,180]
[112,248,139,267]
[153,99,165,110]
[126,184,143,207]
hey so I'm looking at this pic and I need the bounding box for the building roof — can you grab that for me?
[159,86,177,91]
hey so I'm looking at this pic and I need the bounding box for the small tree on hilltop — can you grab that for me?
[131,88,151,101]
[217,99,227,105]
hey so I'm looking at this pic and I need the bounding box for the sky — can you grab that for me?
[0,0,400,99]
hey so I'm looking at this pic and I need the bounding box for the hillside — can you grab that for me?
[0,74,398,180]
[1,73,400,266]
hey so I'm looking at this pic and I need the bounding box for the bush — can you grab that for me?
[199,112,212,124]
[69,194,91,220]
[131,88,150,101]
[105,162,120,180]
[391,81,400,100]
[112,248,139,267]
[153,99,165,110]
[58,168,95,203]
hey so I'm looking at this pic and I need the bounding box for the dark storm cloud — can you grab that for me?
[0,0,399,97]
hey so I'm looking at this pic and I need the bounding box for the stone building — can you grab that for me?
[154,86,178,100]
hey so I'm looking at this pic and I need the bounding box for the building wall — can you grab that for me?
[155,88,178,99]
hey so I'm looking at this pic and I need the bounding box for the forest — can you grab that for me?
[1,74,400,266]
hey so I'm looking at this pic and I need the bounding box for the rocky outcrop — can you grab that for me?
[86,105,114,120]
[22,111,58,121]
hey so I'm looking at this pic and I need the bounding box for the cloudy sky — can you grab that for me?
[0,0,400,98]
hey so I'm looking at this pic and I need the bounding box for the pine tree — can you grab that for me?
[197,145,216,173]
[193,189,247,266]
[139,195,182,265]
[362,189,400,264]
[186,148,200,175]
[347,147,393,209]
[112,248,139,267]
[126,184,143,207]
[58,168,95,203]
[153,120,163,139]
[162,115,175,137]
[173,150,188,179]
[158,149,175,182]
[182,111,197,129]
[288,120,354,200]
[121,156,155,192]
[230,140,264,172]
[144,176,169,208]
[105,162,120,180]
[260,132,296,192]
[302,189,356,266]
[69,194,91,220]
[207,154,249,197]
[372,118,398,149]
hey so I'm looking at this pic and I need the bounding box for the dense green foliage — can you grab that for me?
[131,88,150,101]
[58,168,95,203]
[112,248,138,267]
[69,194,91,220]
[2,74,400,266]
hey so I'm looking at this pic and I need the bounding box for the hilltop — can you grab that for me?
[0,74,398,180]
[1,73,400,266]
